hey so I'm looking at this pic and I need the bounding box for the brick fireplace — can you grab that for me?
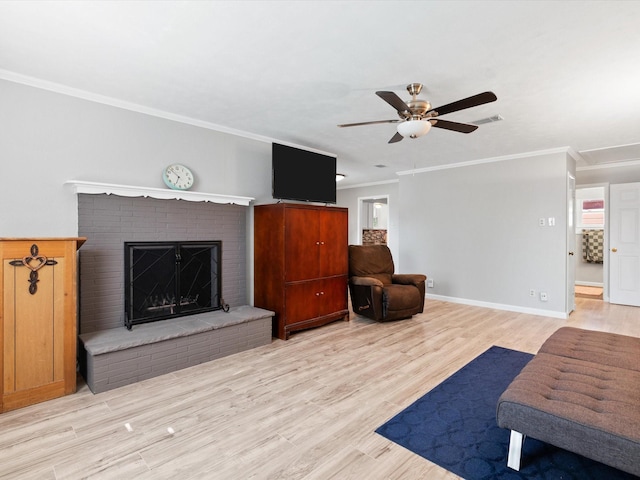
[73,188,273,393]
[77,193,248,333]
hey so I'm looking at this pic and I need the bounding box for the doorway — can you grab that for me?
[358,196,389,246]
[575,185,606,302]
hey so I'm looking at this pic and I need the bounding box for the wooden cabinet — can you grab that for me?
[254,204,348,340]
[1,238,85,412]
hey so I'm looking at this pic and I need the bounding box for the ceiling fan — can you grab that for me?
[338,83,497,144]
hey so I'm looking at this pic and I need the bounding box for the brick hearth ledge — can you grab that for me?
[79,305,274,393]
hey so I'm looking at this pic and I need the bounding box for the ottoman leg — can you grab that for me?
[507,430,525,471]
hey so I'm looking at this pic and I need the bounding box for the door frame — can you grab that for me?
[567,173,576,314]
[357,195,391,247]
[575,182,610,302]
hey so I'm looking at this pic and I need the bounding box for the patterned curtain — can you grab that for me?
[582,229,604,263]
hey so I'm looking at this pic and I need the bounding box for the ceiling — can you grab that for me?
[2,1,640,187]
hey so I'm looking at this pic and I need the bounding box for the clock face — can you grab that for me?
[162,164,194,190]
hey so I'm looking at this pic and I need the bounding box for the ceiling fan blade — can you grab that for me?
[376,91,412,113]
[337,119,400,128]
[388,132,404,144]
[431,119,479,134]
[427,91,497,116]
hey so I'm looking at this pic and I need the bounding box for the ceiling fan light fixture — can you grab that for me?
[397,119,431,139]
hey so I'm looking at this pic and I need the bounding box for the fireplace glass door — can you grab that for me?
[124,241,222,329]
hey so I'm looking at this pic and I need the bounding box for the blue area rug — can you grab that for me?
[376,346,636,480]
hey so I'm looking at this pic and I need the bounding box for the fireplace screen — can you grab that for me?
[124,241,223,329]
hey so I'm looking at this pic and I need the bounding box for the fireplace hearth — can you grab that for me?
[124,241,227,330]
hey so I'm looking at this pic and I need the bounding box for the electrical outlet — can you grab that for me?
[540,292,548,302]
[538,218,546,227]
[529,289,535,297]
[427,278,434,288]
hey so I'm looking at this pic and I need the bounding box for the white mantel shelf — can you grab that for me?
[65,180,254,206]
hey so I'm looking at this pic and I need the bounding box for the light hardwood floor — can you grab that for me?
[1,297,638,479]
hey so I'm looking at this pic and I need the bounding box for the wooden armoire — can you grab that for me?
[1,238,85,412]
[254,203,349,340]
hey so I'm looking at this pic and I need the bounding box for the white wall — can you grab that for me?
[0,79,273,237]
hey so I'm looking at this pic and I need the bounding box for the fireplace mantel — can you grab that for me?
[65,180,254,206]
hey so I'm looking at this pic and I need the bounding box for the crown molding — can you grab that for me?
[0,69,337,158]
[576,158,640,171]
[337,178,399,190]
[396,147,575,176]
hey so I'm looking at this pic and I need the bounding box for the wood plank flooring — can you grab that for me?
[1,297,638,479]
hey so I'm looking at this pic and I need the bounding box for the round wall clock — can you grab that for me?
[162,164,194,190]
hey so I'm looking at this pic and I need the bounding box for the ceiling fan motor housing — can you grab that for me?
[407,99,431,117]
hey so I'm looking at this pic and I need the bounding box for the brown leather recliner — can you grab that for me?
[348,244,426,321]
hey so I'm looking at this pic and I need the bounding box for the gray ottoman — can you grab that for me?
[496,328,640,476]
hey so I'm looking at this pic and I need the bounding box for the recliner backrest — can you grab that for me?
[348,245,395,285]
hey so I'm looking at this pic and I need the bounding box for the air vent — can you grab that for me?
[471,114,503,126]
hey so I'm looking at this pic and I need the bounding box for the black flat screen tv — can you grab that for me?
[272,143,337,204]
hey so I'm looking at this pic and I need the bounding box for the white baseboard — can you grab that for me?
[425,294,569,319]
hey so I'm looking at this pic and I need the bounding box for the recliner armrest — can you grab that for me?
[350,276,384,287]
[392,274,427,286]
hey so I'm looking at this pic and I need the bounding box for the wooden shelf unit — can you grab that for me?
[254,203,349,340]
[1,238,85,412]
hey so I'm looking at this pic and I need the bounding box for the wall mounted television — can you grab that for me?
[272,143,337,204]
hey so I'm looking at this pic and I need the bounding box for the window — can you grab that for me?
[579,199,604,229]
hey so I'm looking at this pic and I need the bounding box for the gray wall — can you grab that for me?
[3,79,604,318]
[0,79,273,237]
[398,151,572,315]
[340,151,574,316]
